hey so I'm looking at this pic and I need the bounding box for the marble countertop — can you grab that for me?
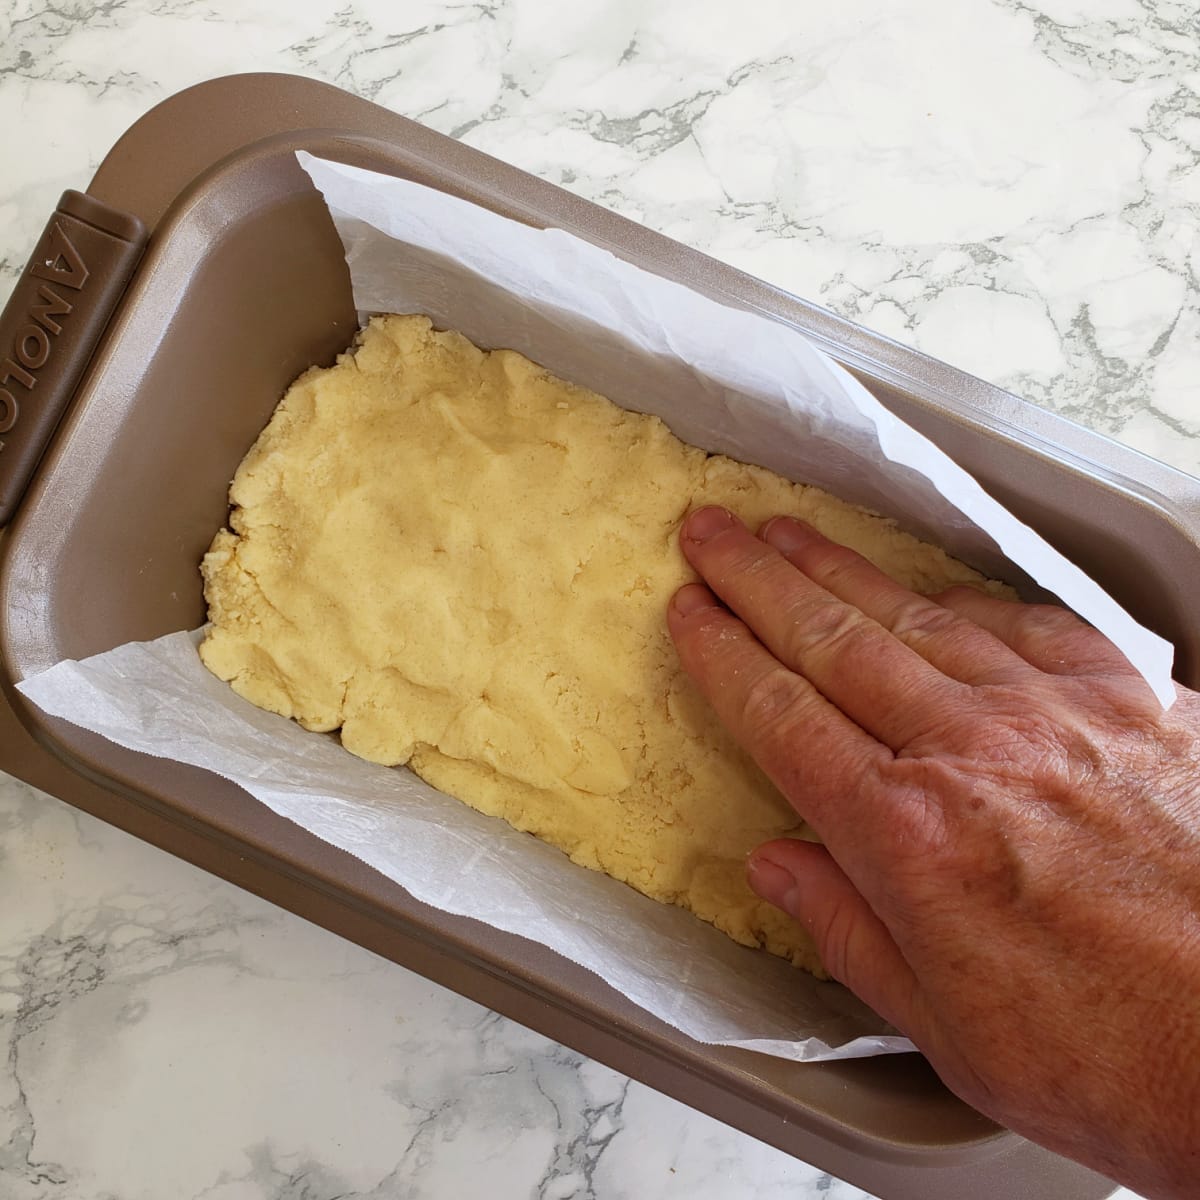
[3,1,1196,1197]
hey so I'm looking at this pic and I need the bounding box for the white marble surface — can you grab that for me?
[3,0,1196,1196]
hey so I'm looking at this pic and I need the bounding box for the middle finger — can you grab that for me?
[681,506,970,749]
[760,516,1032,685]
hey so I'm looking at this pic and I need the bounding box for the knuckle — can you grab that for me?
[811,899,860,983]
[738,667,806,732]
[1026,602,1086,633]
[708,541,789,606]
[887,776,956,860]
[889,601,963,645]
[712,535,774,581]
[936,702,1074,785]
[1017,606,1114,660]
[782,596,870,661]
[739,548,780,585]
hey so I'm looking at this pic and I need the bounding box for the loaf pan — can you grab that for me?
[5,72,1196,1200]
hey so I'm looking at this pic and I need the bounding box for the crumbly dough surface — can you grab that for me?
[201,315,1008,974]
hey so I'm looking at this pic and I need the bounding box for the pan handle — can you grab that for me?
[0,191,146,525]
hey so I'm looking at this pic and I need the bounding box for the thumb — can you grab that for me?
[748,838,925,1038]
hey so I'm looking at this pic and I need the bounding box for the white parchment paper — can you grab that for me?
[296,153,1174,705]
[21,630,907,1060]
[16,152,1176,1063]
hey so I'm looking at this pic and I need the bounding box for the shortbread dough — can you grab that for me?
[201,315,1009,974]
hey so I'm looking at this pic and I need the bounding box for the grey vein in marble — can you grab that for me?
[0,779,872,1200]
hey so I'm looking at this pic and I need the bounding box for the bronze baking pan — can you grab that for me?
[7,72,1195,1199]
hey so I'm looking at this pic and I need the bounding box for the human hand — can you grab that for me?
[667,505,1200,1200]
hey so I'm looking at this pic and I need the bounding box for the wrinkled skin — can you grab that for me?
[667,505,1200,1200]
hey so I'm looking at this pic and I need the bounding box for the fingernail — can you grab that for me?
[684,506,735,544]
[672,583,718,617]
[747,853,799,912]
[761,516,814,555]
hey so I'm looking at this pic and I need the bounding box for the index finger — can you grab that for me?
[667,582,892,822]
